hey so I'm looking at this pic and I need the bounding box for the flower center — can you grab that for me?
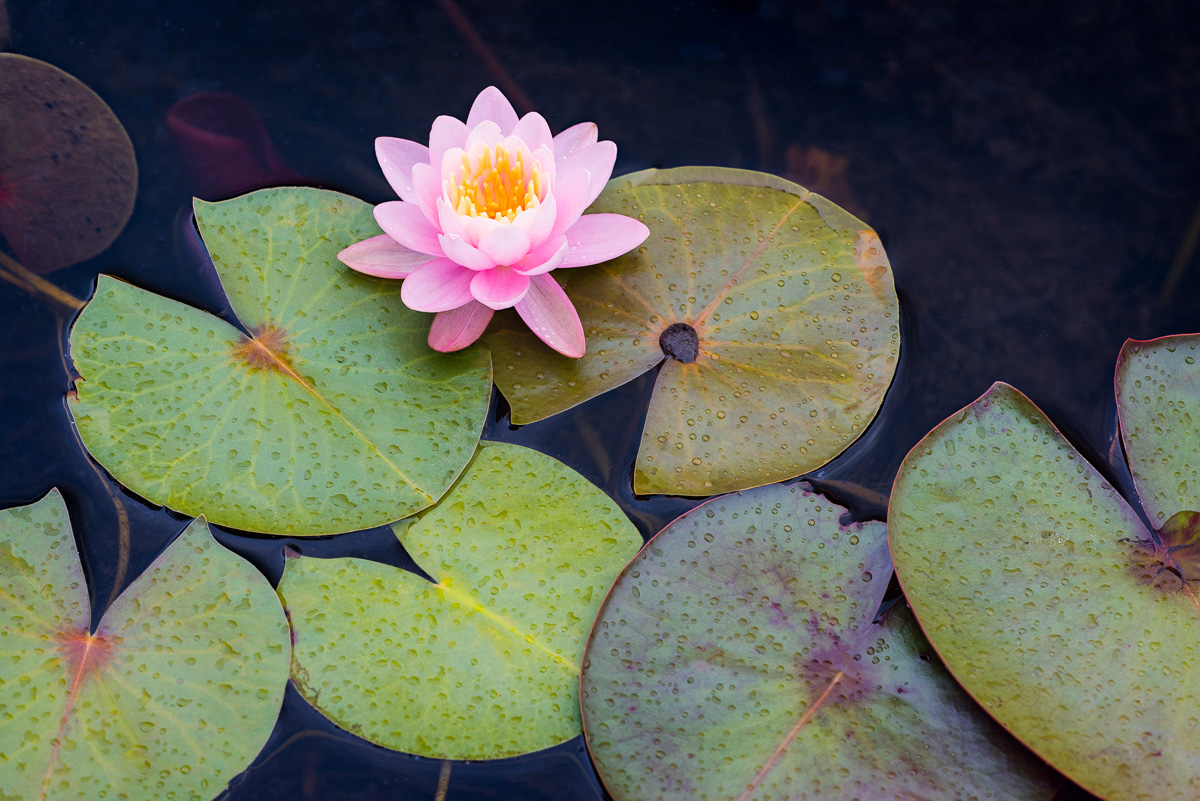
[446,144,544,222]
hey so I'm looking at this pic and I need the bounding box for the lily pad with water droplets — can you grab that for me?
[0,490,290,800]
[1115,334,1200,527]
[890,378,1200,800]
[278,441,642,760]
[485,167,900,496]
[0,54,137,274]
[581,483,1059,801]
[68,187,492,535]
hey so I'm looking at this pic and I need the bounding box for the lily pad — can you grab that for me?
[889,380,1200,800]
[0,490,290,799]
[581,483,1059,801]
[0,54,137,274]
[68,187,492,535]
[485,167,900,496]
[1115,334,1200,526]
[278,441,642,759]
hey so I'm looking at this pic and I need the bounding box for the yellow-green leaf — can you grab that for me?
[68,187,492,535]
[0,490,290,800]
[279,441,642,759]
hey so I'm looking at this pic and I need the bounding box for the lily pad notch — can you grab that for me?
[67,187,493,536]
[486,167,901,497]
[889,338,1200,801]
[0,489,291,800]
[279,441,642,760]
[580,483,1060,801]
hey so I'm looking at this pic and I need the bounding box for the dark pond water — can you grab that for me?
[3,1,1200,798]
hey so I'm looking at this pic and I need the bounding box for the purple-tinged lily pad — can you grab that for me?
[68,187,492,535]
[0,54,137,274]
[0,490,290,799]
[279,442,642,760]
[581,483,1059,801]
[1115,334,1200,527]
[890,376,1200,800]
[485,167,900,497]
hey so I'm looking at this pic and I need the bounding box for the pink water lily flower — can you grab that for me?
[338,86,649,358]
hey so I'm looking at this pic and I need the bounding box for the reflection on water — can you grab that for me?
[3,1,1200,799]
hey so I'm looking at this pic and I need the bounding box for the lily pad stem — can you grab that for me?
[0,251,85,311]
[435,760,452,801]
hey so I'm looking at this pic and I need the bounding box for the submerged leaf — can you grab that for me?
[581,483,1059,801]
[486,167,900,496]
[0,54,137,274]
[890,380,1200,800]
[68,187,492,535]
[0,490,290,800]
[279,442,642,759]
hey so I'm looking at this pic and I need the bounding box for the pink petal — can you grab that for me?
[514,238,567,276]
[440,146,467,184]
[401,258,476,312]
[464,215,501,246]
[376,137,430,203]
[439,233,496,271]
[560,141,617,206]
[476,225,531,266]
[553,122,598,160]
[511,112,554,156]
[514,273,586,358]
[338,234,436,279]
[436,197,469,240]
[411,162,442,226]
[429,116,469,175]
[561,214,650,268]
[375,201,444,256]
[516,192,556,249]
[547,168,592,241]
[471,265,531,310]
[465,120,504,150]
[428,301,494,352]
[530,143,557,181]
[517,234,567,271]
[466,87,519,134]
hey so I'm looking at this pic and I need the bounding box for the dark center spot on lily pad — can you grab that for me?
[659,322,699,363]
[232,324,295,373]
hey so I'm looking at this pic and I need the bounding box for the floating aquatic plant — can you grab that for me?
[581,483,1059,800]
[68,187,492,536]
[486,167,900,496]
[0,490,290,799]
[0,54,137,277]
[889,334,1200,800]
[279,442,641,759]
[338,86,650,357]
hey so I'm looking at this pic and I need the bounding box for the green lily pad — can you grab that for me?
[1115,334,1200,526]
[0,54,137,274]
[0,490,290,799]
[890,381,1200,800]
[68,187,492,535]
[581,483,1059,801]
[485,167,900,496]
[278,441,642,759]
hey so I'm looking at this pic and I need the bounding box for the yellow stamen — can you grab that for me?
[448,142,544,223]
